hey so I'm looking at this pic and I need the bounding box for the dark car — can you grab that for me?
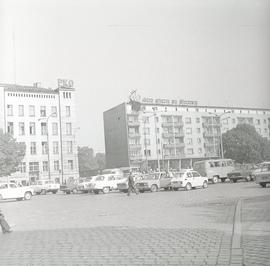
[227,164,257,183]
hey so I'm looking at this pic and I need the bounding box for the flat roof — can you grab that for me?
[1,83,57,94]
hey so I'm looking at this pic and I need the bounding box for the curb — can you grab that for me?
[230,199,243,266]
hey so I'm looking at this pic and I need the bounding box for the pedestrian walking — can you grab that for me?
[127,172,139,196]
[0,210,12,233]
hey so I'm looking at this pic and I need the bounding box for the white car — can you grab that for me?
[77,176,98,193]
[90,175,125,194]
[0,183,34,201]
[171,170,208,191]
[31,180,60,195]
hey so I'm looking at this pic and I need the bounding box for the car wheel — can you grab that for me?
[185,183,192,191]
[260,183,266,188]
[221,178,226,183]
[66,191,71,194]
[150,185,158,192]
[24,192,32,200]
[52,190,58,194]
[212,176,218,184]
[93,190,99,194]
[203,181,208,189]
[246,176,251,182]
[233,179,237,183]
[41,189,46,195]
[103,187,110,194]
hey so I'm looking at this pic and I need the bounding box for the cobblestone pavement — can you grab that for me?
[0,182,269,265]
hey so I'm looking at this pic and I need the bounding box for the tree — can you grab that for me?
[77,146,98,177]
[222,124,270,164]
[95,152,106,170]
[0,129,26,177]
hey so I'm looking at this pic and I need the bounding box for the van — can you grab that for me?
[193,159,234,183]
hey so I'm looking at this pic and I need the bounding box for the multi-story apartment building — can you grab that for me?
[104,97,270,170]
[0,80,79,184]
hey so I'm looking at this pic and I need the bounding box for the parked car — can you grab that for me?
[193,159,234,183]
[90,175,125,194]
[136,172,171,192]
[254,162,270,188]
[170,170,208,191]
[31,180,60,195]
[117,173,143,193]
[227,164,257,183]
[77,177,97,193]
[0,183,34,201]
[60,179,81,194]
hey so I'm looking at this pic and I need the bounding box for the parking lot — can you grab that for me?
[0,182,270,265]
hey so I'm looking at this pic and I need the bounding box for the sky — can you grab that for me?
[1,0,270,152]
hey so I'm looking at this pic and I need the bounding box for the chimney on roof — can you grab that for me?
[33,82,41,88]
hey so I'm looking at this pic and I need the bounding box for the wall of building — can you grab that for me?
[103,103,129,168]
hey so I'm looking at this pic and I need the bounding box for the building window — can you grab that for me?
[29,162,39,172]
[19,105,24,116]
[40,106,46,117]
[19,162,26,173]
[30,142,37,155]
[68,160,74,170]
[143,127,150,135]
[187,148,194,155]
[144,150,151,156]
[52,123,58,135]
[256,119,261,125]
[197,128,201,133]
[198,148,202,154]
[197,138,201,144]
[186,128,192,134]
[51,106,57,117]
[41,123,47,135]
[67,141,73,154]
[42,142,48,155]
[66,123,72,135]
[7,122,14,135]
[29,122,36,135]
[155,116,159,123]
[54,160,60,171]
[19,122,25,135]
[29,105,35,117]
[196,118,200,123]
[187,138,193,145]
[53,141,59,154]
[66,106,71,117]
[7,105,13,116]
[185,117,191,124]
[43,161,48,172]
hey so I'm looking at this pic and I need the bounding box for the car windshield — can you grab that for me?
[95,176,105,181]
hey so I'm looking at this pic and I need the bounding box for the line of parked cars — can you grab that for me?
[1,161,269,202]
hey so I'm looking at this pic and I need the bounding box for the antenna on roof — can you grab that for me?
[128,89,141,112]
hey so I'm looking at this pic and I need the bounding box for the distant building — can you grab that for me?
[0,81,79,184]
[104,98,270,170]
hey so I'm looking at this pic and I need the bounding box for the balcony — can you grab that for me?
[202,122,221,128]
[161,122,173,127]
[162,133,174,138]
[163,154,185,159]
[203,132,220,138]
[128,121,140,126]
[129,155,143,161]
[174,132,184,138]
[129,144,142,150]
[128,132,141,138]
[163,143,185,149]
[173,121,184,127]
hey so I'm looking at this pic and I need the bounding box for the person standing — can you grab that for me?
[127,172,139,196]
[0,210,12,233]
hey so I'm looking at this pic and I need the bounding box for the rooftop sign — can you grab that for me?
[57,79,74,88]
[141,97,198,106]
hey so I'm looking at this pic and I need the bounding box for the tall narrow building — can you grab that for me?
[0,81,79,184]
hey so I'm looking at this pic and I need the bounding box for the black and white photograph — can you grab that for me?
[0,0,270,265]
